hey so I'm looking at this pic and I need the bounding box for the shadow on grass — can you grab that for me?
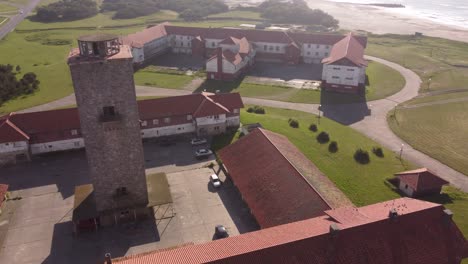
[319,89,370,125]
[194,78,245,94]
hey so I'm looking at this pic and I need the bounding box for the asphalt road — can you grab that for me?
[0,0,42,40]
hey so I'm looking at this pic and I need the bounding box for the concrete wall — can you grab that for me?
[398,181,414,197]
[30,138,84,155]
[141,123,196,138]
[0,141,28,153]
[226,116,240,127]
[322,64,364,87]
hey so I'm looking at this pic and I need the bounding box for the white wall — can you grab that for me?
[144,36,169,59]
[322,64,363,86]
[31,138,85,155]
[141,123,195,139]
[226,116,240,127]
[219,43,239,53]
[205,38,222,49]
[196,114,226,126]
[302,44,331,64]
[206,59,218,72]
[399,181,414,197]
[254,42,287,54]
[0,141,28,153]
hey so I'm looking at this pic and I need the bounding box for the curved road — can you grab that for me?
[0,0,41,40]
[19,56,468,191]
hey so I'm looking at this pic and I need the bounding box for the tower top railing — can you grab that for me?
[77,34,121,58]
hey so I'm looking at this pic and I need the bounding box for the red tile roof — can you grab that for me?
[1,93,243,144]
[395,168,449,192]
[289,32,368,47]
[0,117,30,143]
[121,23,169,48]
[112,198,468,264]
[219,128,335,228]
[0,184,8,208]
[322,33,367,67]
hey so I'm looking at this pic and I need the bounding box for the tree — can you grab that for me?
[0,65,39,106]
[16,65,21,73]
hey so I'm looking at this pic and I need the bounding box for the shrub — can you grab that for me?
[309,124,318,132]
[247,106,265,114]
[354,149,370,164]
[372,147,384,157]
[288,118,299,128]
[316,131,330,144]
[328,141,338,153]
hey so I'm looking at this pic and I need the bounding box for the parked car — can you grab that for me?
[191,138,207,145]
[210,174,221,188]
[195,148,212,159]
[214,225,229,240]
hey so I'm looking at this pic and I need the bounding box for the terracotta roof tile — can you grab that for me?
[395,168,449,192]
[112,198,468,264]
[219,128,333,228]
[121,23,169,48]
[322,33,367,67]
[0,117,30,143]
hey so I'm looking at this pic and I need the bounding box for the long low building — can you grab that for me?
[111,198,468,264]
[0,93,243,166]
[122,24,368,92]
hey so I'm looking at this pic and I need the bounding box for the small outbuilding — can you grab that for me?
[394,168,449,197]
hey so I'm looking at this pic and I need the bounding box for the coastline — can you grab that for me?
[307,0,468,43]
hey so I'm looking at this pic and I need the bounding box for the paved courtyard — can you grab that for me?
[0,139,257,263]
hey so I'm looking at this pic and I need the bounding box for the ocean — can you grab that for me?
[328,0,468,29]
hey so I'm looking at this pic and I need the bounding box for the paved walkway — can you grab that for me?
[0,0,41,40]
[18,56,468,191]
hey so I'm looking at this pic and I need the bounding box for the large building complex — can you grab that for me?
[0,92,243,166]
[122,23,368,92]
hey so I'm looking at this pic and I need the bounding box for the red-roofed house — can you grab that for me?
[321,33,368,93]
[219,128,352,228]
[395,168,450,197]
[111,198,468,264]
[121,23,170,63]
[0,93,243,166]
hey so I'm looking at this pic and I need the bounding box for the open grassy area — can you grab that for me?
[367,34,468,93]
[389,97,468,176]
[134,71,194,89]
[0,3,17,13]
[206,10,262,20]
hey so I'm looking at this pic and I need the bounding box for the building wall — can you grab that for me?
[254,42,287,54]
[30,138,84,155]
[141,123,195,138]
[0,141,28,154]
[131,47,144,64]
[322,64,364,87]
[398,181,414,197]
[196,114,226,126]
[170,35,193,54]
[144,36,169,60]
[301,44,331,64]
[69,51,148,213]
[226,116,240,127]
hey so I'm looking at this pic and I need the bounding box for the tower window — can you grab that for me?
[103,106,115,117]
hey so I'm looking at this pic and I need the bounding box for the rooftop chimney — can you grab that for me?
[105,253,112,264]
[330,223,341,237]
[443,209,454,226]
[389,208,398,219]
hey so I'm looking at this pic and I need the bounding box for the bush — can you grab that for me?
[354,149,370,164]
[316,131,330,144]
[247,106,265,114]
[0,65,40,106]
[372,147,384,157]
[288,118,299,128]
[309,124,318,132]
[328,141,338,153]
[35,0,98,22]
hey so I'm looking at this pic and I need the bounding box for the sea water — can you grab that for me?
[328,0,468,29]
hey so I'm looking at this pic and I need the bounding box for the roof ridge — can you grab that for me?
[4,119,30,140]
[257,128,333,209]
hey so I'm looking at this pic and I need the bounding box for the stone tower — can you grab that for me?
[68,34,148,220]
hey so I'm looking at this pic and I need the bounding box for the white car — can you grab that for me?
[19,10,24,14]
[210,174,221,188]
[195,148,212,158]
[191,138,207,145]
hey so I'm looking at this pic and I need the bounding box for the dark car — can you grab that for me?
[214,225,229,240]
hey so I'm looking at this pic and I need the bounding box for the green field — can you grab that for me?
[367,34,468,93]
[389,93,468,176]
[0,3,17,13]
[206,10,262,20]
[214,106,467,243]
[134,71,195,89]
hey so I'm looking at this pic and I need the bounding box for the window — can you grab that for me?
[325,52,329,56]
[103,106,115,117]
[269,46,273,51]
[187,36,190,40]
[346,77,354,80]
[74,142,80,147]
[316,44,320,48]
[5,143,9,146]
[307,51,310,55]
[181,42,184,47]
[212,42,215,47]
[326,45,330,49]
[347,69,355,72]
[71,129,78,136]
[307,44,311,48]
[188,42,191,47]
[332,76,340,79]
[315,52,319,56]
[214,126,219,131]
[405,184,408,189]
[275,46,279,51]
[141,121,147,127]
[214,115,220,120]
[264,45,267,50]
[333,67,341,70]
[153,119,159,125]
[164,117,171,123]
[187,115,192,121]
[13,142,22,148]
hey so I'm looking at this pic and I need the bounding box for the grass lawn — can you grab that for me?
[0,3,17,13]
[206,11,262,20]
[134,71,194,89]
[367,34,468,93]
[146,172,172,206]
[402,90,468,106]
[389,98,468,176]
[0,16,9,26]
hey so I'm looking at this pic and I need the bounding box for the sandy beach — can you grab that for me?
[307,0,468,43]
